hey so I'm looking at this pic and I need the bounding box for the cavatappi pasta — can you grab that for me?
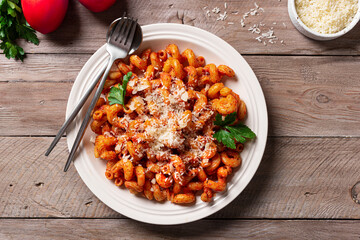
[91,44,247,204]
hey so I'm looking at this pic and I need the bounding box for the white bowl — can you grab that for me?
[288,0,360,40]
[66,23,268,225]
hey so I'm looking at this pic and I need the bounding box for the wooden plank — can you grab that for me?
[0,82,71,136]
[1,219,360,239]
[10,0,360,56]
[1,55,360,136]
[246,55,360,137]
[1,137,360,218]
[0,54,88,82]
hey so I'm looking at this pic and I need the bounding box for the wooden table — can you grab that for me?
[1,0,360,239]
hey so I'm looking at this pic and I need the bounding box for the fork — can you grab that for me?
[44,63,106,157]
[63,16,138,172]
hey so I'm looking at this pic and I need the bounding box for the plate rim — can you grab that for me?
[66,23,268,225]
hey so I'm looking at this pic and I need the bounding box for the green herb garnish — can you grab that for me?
[213,112,256,149]
[108,71,132,106]
[0,0,39,61]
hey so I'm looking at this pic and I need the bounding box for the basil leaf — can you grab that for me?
[213,129,236,149]
[213,111,256,148]
[108,72,132,106]
[213,112,237,127]
[225,124,256,140]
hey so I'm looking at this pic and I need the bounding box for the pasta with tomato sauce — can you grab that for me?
[91,44,248,204]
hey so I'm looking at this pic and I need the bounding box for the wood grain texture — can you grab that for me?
[0,54,87,82]
[1,137,360,219]
[1,55,359,136]
[0,82,71,136]
[247,56,360,137]
[7,0,360,56]
[1,219,360,240]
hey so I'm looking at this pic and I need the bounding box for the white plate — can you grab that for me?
[66,23,268,225]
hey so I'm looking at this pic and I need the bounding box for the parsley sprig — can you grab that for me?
[108,71,132,106]
[0,0,39,61]
[213,112,256,149]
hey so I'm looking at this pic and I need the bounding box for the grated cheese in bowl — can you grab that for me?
[295,0,359,34]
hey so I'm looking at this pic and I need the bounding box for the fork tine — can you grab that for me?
[115,18,130,42]
[124,19,138,45]
[119,17,133,43]
[111,12,126,40]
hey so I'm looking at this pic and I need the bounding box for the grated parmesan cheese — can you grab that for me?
[114,143,122,152]
[212,7,220,14]
[295,0,358,34]
[217,11,228,21]
[206,10,210,17]
[240,19,245,27]
[103,132,112,137]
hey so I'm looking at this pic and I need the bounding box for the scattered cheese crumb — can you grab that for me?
[240,3,285,45]
[212,7,220,14]
[100,93,106,100]
[103,132,112,137]
[206,10,210,17]
[180,91,189,101]
[240,19,245,27]
[202,2,285,45]
[114,144,121,152]
[248,24,261,34]
[217,11,228,21]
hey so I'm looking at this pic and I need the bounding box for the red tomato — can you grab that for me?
[78,0,116,12]
[22,0,69,34]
